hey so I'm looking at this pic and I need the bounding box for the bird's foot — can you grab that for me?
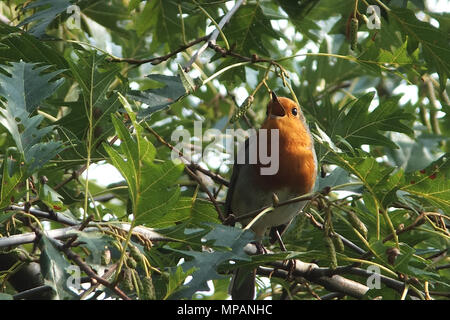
[252,241,267,255]
[284,258,297,281]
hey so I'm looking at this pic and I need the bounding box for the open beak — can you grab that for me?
[270,91,285,118]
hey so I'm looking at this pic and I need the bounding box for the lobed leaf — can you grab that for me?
[104,111,184,226]
[400,154,450,212]
[0,61,65,174]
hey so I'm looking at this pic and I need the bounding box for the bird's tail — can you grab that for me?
[229,267,256,300]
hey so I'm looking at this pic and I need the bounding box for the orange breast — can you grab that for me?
[255,117,317,194]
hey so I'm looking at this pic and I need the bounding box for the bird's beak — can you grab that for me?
[270,91,285,118]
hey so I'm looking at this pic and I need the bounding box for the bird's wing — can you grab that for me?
[224,138,250,217]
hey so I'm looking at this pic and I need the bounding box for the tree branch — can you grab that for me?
[0,223,171,249]
[251,251,368,299]
[247,244,424,299]
[7,205,78,226]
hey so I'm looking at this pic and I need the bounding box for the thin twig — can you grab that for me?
[61,246,131,300]
[188,163,229,187]
[108,36,209,65]
[53,165,85,191]
[184,0,245,71]
[79,264,118,300]
[184,165,225,222]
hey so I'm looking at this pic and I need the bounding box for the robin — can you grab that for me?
[225,91,317,300]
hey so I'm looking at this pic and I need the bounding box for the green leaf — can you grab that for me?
[393,243,416,273]
[83,0,130,36]
[39,234,77,300]
[0,61,65,173]
[128,74,188,118]
[385,132,443,172]
[39,184,67,212]
[18,0,73,38]
[315,167,361,192]
[400,154,450,212]
[312,92,414,150]
[135,0,183,50]
[177,64,196,94]
[164,266,196,299]
[328,151,404,209]
[0,293,13,300]
[378,40,413,66]
[166,224,254,299]
[103,101,184,226]
[275,0,320,41]
[363,287,399,300]
[67,230,115,266]
[224,3,282,57]
[56,51,121,152]
[0,211,15,224]
[160,197,220,228]
[389,8,450,88]
[0,24,68,69]
[0,151,26,210]
[0,62,64,114]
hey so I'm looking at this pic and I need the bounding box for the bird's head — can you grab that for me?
[266,91,300,120]
[263,92,311,147]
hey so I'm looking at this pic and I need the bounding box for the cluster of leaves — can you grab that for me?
[0,0,448,300]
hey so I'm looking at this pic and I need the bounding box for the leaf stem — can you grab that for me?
[37,110,58,122]
[243,206,274,231]
[373,0,390,12]
[114,219,135,283]
[330,182,363,191]
[353,0,359,18]
[178,4,187,45]
[202,61,250,85]
[380,207,399,247]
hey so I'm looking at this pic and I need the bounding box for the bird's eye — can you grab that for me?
[291,108,298,116]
